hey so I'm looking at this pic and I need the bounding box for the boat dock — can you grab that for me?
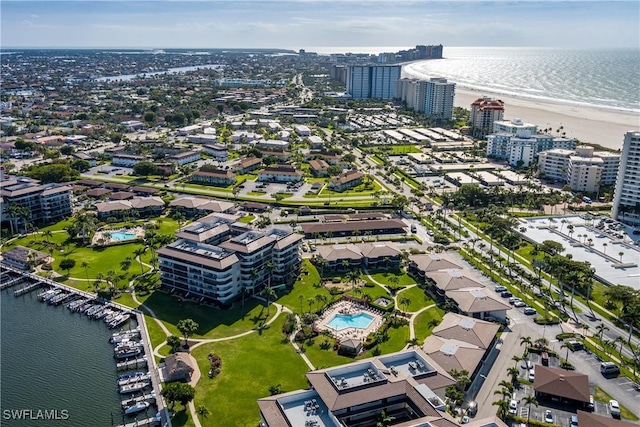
[1,263,171,427]
[115,415,162,427]
[13,281,43,296]
[0,275,26,290]
[121,392,156,407]
[116,356,148,371]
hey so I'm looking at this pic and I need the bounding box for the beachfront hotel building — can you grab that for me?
[158,221,302,304]
[487,119,576,167]
[469,97,504,137]
[612,131,640,225]
[396,77,455,120]
[537,146,620,193]
[346,65,401,100]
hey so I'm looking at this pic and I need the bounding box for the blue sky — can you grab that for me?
[1,1,638,49]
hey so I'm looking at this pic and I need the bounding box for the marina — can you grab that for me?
[1,263,170,426]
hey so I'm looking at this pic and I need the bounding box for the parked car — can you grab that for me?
[501,291,513,298]
[508,399,518,415]
[544,410,553,423]
[508,297,522,305]
[523,307,537,315]
[528,370,535,381]
[466,401,477,417]
[514,300,526,308]
[600,362,620,376]
[495,285,507,292]
[609,400,620,418]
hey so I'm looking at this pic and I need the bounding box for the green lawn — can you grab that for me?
[315,179,382,198]
[237,215,255,224]
[134,291,276,340]
[369,271,416,287]
[413,306,445,341]
[191,315,309,427]
[374,145,421,155]
[276,260,333,314]
[396,286,434,312]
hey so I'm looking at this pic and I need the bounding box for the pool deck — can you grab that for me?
[314,301,383,342]
[92,226,146,246]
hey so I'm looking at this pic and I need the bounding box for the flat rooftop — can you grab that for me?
[325,361,387,391]
[278,390,339,427]
[378,350,437,380]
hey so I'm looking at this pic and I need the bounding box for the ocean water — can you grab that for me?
[0,290,127,426]
[402,47,640,113]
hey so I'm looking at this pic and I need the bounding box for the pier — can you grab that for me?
[121,392,156,407]
[0,275,25,290]
[115,415,162,427]
[116,356,148,371]
[13,281,43,296]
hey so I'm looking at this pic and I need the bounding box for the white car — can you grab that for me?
[609,400,621,417]
[508,399,518,415]
[544,410,553,423]
[523,307,537,315]
[514,300,526,308]
[528,370,535,382]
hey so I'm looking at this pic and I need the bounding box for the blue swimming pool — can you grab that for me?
[327,312,374,331]
[110,231,136,241]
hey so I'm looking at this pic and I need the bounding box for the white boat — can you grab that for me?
[123,401,150,414]
[118,371,147,381]
[115,347,142,359]
[109,314,131,329]
[119,381,150,394]
[118,373,151,386]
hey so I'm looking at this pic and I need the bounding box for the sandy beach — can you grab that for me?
[455,88,639,151]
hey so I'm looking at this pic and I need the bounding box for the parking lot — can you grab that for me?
[508,349,639,426]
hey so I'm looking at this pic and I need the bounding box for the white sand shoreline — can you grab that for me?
[455,88,639,151]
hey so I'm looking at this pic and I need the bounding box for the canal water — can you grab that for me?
[1,290,125,426]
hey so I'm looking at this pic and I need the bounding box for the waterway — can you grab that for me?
[96,64,223,82]
[1,290,124,426]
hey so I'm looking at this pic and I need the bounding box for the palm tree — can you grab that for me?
[298,294,304,315]
[602,242,608,255]
[512,355,522,368]
[507,366,520,384]
[619,252,624,263]
[520,336,533,358]
[615,336,625,361]
[406,338,420,348]
[492,397,510,419]
[133,247,146,274]
[399,296,411,312]
[81,261,90,283]
[196,405,210,419]
[346,269,361,293]
[521,395,539,425]
[561,342,572,367]
[265,260,275,288]
[307,297,315,313]
[262,285,277,316]
[596,323,609,346]
[42,230,53,242]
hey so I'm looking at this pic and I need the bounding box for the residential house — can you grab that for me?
[329,170,364,192]
[167,150,201,166]
[191,169,237,187]
[202,144,228,162]
[309,159,330,177]
[257,165,303,183]
[112,154,150,167]
[232,157,262,174]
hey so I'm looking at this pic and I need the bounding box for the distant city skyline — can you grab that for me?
[1,1,639,50]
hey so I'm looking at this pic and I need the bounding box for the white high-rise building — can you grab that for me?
[424,77,455,120]
[612,131,640,225]
[396,77,455,120]
[538,146,620,193]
